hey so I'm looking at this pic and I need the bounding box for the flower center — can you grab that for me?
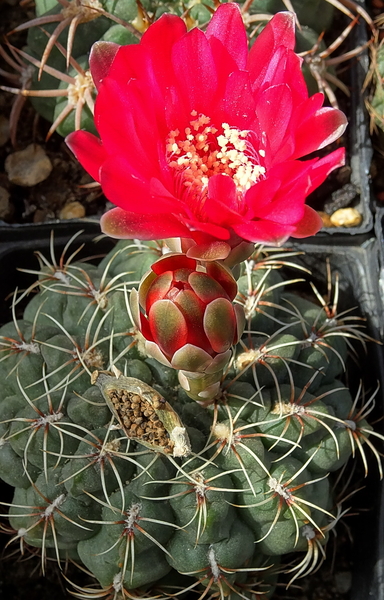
[166,112,266,195]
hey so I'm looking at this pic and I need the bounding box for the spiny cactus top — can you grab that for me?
[0,236,381,599]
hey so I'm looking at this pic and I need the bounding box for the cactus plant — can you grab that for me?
[0,2,381,597]
[0,232,381,598]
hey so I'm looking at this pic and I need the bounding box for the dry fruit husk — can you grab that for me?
[91,367,191,458]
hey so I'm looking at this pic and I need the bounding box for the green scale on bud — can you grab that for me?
[0,236,380,597]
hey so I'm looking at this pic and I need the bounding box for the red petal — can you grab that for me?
[251,192,305,225]
[290,205,323,238]
[216,71,256,128]
[276,50,308,105]
[89,41,120,90]
[206,3,247,71]
[100,157,176,214]
[306,148,346,195]
[179,215,231,241]
[172,27,218,114]
[247,12,295,89]
[293,107,348,158]
[243,176,282,214]
[100,207,190,240]
[148,300,188,357]
[146,272,173,311]
[233,219,293,245]
[244,159,315,217]
[95,77,164,172]
[141,13,187,94]
[151,253,196,275]
[207,174,242,216]
[65,131,106,183]
[255,83,292,155]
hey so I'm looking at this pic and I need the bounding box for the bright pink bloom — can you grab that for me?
[66,4,347,258]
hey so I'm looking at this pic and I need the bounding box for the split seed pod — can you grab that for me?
[91,367,191,458]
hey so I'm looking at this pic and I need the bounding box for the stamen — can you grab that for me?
[166,112,266,199]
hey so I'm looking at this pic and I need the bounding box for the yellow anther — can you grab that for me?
[165,112,266,196]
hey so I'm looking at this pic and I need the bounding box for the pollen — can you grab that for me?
[166,112,266,195]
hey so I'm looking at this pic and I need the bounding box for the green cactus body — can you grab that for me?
[246,0,334,34]
[0,237,377,596]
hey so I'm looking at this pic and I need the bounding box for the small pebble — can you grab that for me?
[0,116,10,147]
[5,144,53,187]
[330,207,363,227]
[59,201,86,220]
[33,208,50,223]
[0,187,11,220]
[318,211,335,228]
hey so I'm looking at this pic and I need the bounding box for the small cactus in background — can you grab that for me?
[0,233,381,597]
[0,0,375,143]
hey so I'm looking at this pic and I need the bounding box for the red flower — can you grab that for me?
[66,4,347,259]
[130,253,244,378]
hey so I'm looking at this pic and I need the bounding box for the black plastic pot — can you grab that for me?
[290,236,384,600]
[0,227,383,599]
[307,0,374,239]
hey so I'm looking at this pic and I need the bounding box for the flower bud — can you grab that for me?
[130,253,245,402]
